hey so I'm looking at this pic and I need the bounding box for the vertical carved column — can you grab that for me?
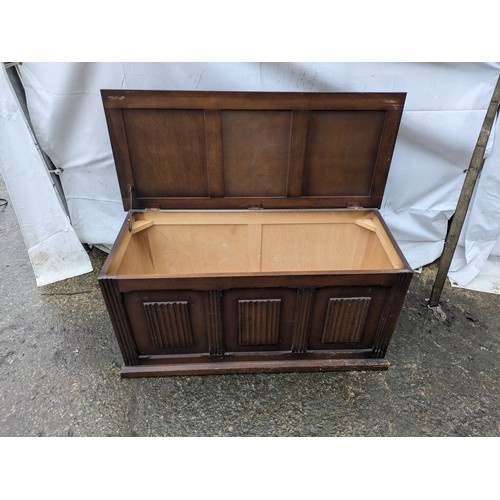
[372,273,412,358]
[99,278,139,366]
[291,288,314,353]
[204,290,224,356]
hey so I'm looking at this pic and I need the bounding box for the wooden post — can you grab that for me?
[429,74,500,307]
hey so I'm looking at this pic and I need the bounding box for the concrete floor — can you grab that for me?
[0,175,499,437]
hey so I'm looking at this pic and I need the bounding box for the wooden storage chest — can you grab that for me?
[99,90,413,377]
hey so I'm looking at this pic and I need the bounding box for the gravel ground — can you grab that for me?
[0,174,499,438]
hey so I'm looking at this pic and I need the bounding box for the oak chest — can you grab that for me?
[99,90,413,377]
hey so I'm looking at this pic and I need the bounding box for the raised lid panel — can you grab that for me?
[101,90,406,210]
[222,110,291,197]
[303,110,386,196]
[123,109,209,198]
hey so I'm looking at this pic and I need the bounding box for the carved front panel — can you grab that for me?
[144,301,194,349]
[223,289,296,352]
[321,297,371,344]
[123,291,209,355]
[307,287,388,350]
[238,299,281,346]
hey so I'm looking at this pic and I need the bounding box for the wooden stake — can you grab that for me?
[429,74,500,306]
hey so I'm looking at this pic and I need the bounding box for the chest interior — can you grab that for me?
[110,209,405,276]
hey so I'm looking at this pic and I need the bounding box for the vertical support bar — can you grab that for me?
[103,107,136,210]
[204,110,225,198]
[205,290,224,356]
[369,106,405,203]
[99,278,139,366]
[291,288,314,353]
[429,74,500,307]
[287,110,309,197]
[372,273,412,359]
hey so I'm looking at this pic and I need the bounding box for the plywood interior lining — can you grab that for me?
[112,210,406,276]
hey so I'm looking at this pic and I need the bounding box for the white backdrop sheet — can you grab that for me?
[0,65,92,286]
[15,62,500,290]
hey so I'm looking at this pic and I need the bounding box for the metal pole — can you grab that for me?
[429,73,500,307]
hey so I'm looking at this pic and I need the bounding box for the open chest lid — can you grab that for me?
[101,90,406,211]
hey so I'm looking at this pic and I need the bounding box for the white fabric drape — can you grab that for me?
[10,62,500,290]
[0,65,92,286]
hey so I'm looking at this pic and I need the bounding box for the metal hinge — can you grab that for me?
[347,204,363,210]
[248,205,264,210]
